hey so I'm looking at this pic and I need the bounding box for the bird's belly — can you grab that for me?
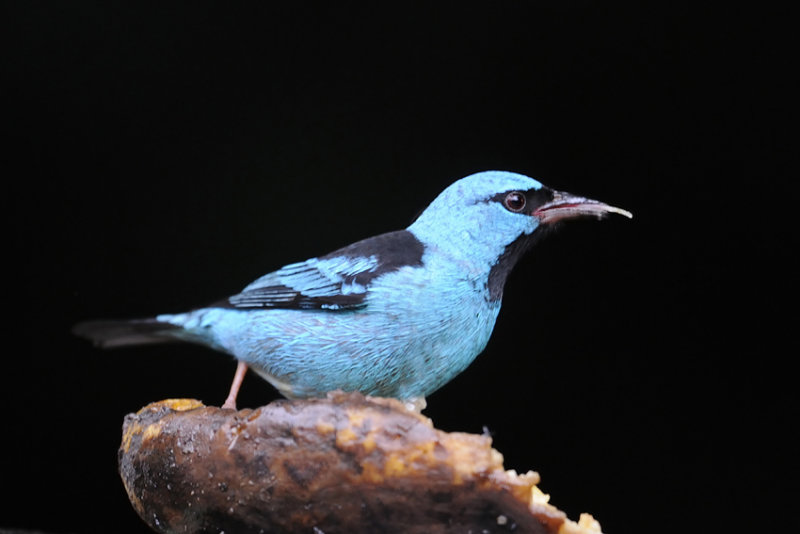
[214,296,501,400]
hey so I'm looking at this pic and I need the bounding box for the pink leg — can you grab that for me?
[222,361,249,410]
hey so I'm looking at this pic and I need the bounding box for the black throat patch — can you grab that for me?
[485,185,558,301]
[488,187,555,302]
[486,225,556,301]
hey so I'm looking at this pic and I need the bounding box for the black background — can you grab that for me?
[3,3,795,533]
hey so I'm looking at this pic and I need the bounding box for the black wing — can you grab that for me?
[218,230,424,311]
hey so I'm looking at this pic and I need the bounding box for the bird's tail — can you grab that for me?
[72,318,182,349]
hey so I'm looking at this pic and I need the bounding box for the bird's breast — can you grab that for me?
[365,260,502,361]
[209,258,504,400]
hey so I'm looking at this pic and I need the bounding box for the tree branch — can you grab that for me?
[119,392,603,534]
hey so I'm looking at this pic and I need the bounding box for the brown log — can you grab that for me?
[119,392,603,534]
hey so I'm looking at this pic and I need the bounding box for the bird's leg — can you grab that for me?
[222,361,249,410]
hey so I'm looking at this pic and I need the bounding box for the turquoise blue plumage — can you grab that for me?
[74,171,631,408]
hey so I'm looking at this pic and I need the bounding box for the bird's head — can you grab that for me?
[408,171,632,297]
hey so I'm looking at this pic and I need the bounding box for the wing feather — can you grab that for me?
[220,230,424,312]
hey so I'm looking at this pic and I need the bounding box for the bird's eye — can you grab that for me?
[503,192,527,213]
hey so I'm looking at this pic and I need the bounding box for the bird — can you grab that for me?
[74,170,631,411]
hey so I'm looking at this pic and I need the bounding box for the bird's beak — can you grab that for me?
[534,191,633,224]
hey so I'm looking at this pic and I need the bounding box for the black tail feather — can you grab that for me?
[72,319,181,348]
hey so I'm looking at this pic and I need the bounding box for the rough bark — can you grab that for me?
[119,392,603,534]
